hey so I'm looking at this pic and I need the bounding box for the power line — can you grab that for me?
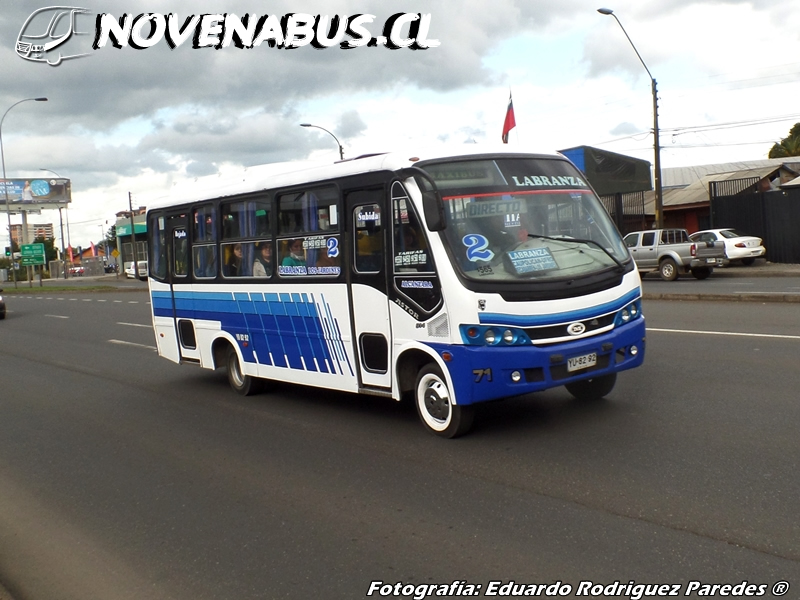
[664,113,800,135]
[593,113,800,148]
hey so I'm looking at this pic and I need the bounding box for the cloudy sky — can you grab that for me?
[2,0,799,248]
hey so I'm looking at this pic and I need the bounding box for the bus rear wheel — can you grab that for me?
[414,364,475,438]
[565,373,616,401]
[226,345,262,396]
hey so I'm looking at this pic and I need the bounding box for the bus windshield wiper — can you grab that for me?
[526,234,625,271]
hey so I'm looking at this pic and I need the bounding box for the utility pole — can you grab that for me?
[128,192,137,274]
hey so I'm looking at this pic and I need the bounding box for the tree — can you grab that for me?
[33,236,59,262]
[768,123,800,158]
[105,224,117,247]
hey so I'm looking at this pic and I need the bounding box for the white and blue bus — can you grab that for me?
[146,146,645,437]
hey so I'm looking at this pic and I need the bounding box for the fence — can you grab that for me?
[599,191,648,235]
[710,187,800,264]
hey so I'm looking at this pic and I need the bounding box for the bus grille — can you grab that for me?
[524,314,615,344]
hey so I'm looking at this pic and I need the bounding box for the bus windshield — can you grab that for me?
[422,157,630,283]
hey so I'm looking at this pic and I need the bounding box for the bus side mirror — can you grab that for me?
[396,167,446,232]
[421,189,446,232]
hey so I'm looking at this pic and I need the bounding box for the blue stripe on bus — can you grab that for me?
[151,289,345,375]
[478,288,640,328]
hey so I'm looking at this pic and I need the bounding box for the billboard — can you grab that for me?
[0,178,71,209]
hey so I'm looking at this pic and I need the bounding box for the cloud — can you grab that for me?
[2,0,799,246]
[610,122,642,136]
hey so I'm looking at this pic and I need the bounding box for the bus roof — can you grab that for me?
[145,144,564,210]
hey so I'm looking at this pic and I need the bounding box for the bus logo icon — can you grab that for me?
[16,6,92,66]
[567,322,586,336]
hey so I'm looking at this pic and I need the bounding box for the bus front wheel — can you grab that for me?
[226,346,262,396]
[414,364,475,438]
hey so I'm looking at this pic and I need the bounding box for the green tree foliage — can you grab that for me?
[768,123,800,158]
[33,236,59,262]
[105,224,117,247]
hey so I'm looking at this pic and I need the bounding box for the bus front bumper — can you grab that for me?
[427,319,646,406]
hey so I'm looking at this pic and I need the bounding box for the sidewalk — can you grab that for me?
[642,259,800,303]
[707,259,800,277]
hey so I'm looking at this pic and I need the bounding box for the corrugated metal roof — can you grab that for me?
[662,165,780,207]
[662,158,799,188]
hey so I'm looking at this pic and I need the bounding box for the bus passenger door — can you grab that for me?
[165,212,202,364]
[347,190,392,391]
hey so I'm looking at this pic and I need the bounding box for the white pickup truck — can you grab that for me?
[623,228,726,281]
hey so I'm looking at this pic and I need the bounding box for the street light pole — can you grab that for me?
[1,97,48,288]
[299,123,345,160]
[597,8,663,229]
[40,168,68,279]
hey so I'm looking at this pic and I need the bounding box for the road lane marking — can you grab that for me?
[648,327,800,340]
[108,339,157,351]
[117,322,150,328]
[44,314,69,319]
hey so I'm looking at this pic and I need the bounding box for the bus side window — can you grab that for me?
[148,214,167,280]
[278,187,338,236]
[193,245,217,279]
[393,196,430,273]
[222,198,270,240]
[173,230,189,277]
[354,204,383,273]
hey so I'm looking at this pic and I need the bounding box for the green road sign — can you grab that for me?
[20,243,46,265]
[21,243,45,256]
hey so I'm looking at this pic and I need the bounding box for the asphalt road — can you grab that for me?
[0,291,798,599]
[642,273,800,299]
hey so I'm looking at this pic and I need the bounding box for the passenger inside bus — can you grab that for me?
[253,242,273,277]
[224,243,243,277]
[281,238,306,267]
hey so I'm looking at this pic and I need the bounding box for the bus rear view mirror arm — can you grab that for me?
[396,167,446,232]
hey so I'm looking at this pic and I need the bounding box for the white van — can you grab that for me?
[125,260,147,279]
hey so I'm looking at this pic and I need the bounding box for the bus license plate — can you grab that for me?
[567,352,597,372]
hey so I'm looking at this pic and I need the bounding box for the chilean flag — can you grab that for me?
[502,92,516,143]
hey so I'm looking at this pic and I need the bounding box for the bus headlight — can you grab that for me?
[615,300,642,327]
[460,325,531,346]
